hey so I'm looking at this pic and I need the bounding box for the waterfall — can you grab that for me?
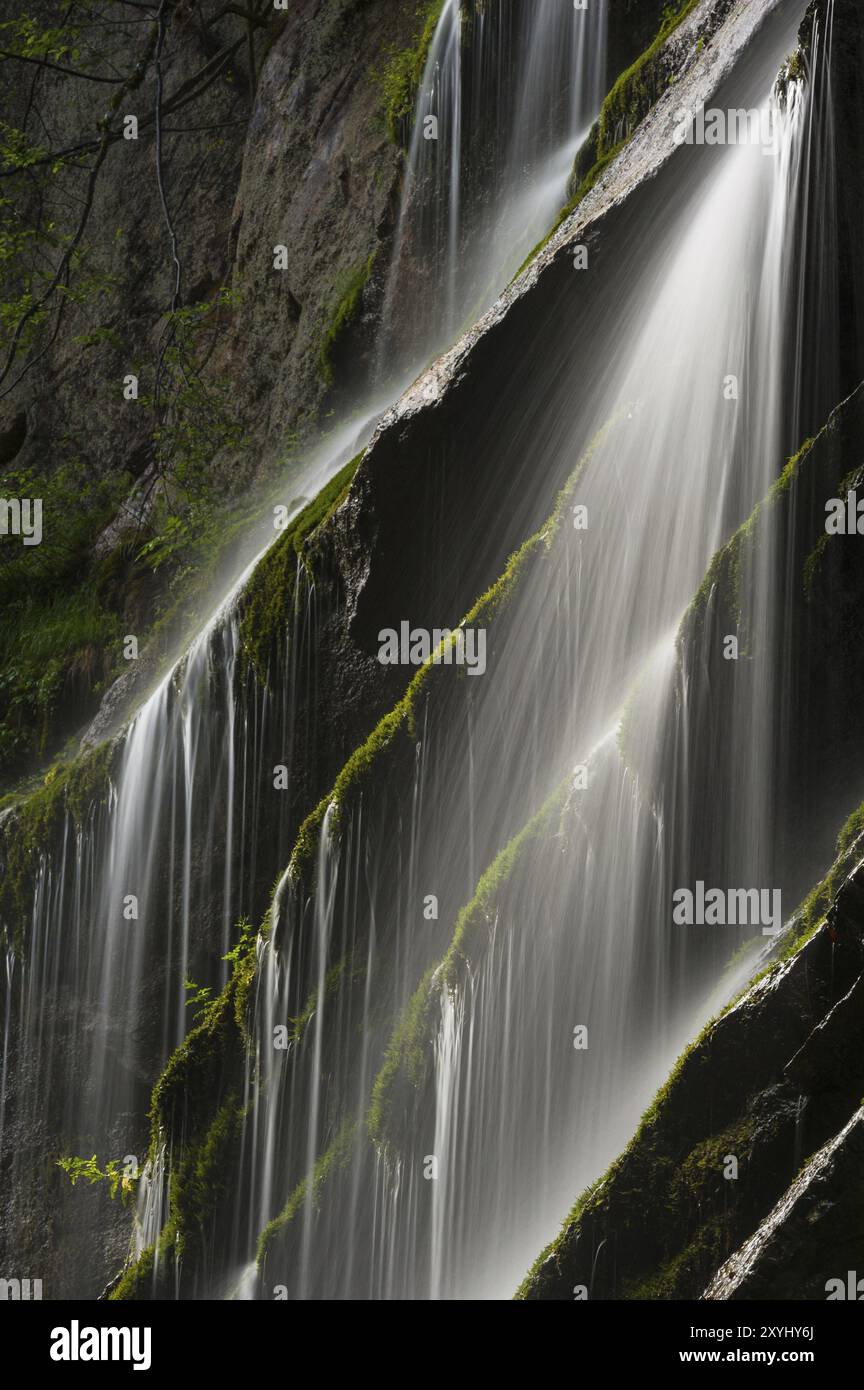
[378,0,609,372]
[0,0,846,1306]
[0,1,611,1297]
[0,400,388,1294]
[243,0,833,1301]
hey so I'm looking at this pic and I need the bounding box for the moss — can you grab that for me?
[622,1223,719,1299]
[514,1177,604,1298]
[287,954,365,1046]
[0,584,121,776]
[256,1118,356,1267]
[149,922,256,1151]
[0,738,117,955]
[289,423,611,883]
[317,253,377,387]
[683,795,864,1037]
[510,0,701,286]
[111,921,258,1299]
[757,795,864,970]
[373,0,445,145]
[290,700,416,881]
[620,1110,757,1299]
[595,0,699,161]
[680,435,820,656]
[441,782,569,982]
[111,1097,245,1300]
[368,779,570,1154]
[511,141,628,283]
[803,460,864,595]
[237,452,363,684]
[109,1245,155,1301]
[171,1096,245,1232]
[367,967,438,1151]
[773,436,814,495]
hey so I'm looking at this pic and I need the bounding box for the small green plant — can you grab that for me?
[184,977,214,1023]
[373,1,445,143]
[222,915,256,969]
[56,1154,137,1204]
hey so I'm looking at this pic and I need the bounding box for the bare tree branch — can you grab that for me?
[0,50,128,83]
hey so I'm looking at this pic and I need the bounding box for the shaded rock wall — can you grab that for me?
[519,832,864,1299]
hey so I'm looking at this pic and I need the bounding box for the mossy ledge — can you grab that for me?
[237,452,364,685]
[0,738,118,956]
[589,0,701,172]
[317,254,377,387]
[516,804,864,1300]
[512,0,703,282]
[288,423,610,885]
[679,435,817,654]
[373,0,446,145]
[110,922,258,1300]
[256,1119,357,1270]
[367,779,570,1155]
[672,381,864,700]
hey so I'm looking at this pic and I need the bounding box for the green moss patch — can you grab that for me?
[368,779,570,1154]
[373,1,446,145]
[237,452,363,684]
[289,423,610,884]
[256,1118,357,1267]
[317,253,377,387]
[680,436,817,653]
[0,739,117,955]
[595,0,699,163]
[111,918,259,1299]
[511,0,701,284]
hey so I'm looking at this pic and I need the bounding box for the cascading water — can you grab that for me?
[0,0,847,1307]
[239,1,838,1301]
[378,0,608,372]
[0,399,390,1294]
[0,0,612,1297]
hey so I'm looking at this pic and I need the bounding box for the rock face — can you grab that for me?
[98,1,809,1300]
[337,0,820,657]
[519,843,864,1300]
[513,339,864,1301]
[224,0,411,446]
[705,1107,864,1300]
[0,0,439,783]
[3,0,864,1305]
[0,0,427,484]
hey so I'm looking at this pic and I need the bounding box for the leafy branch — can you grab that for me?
[56,1153,137,1203]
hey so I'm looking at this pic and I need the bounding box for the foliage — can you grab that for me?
[137,289,249,569]
[0,455,129,775]
[373,0,445,144]
[317,255,376,386]
[56,1153,137,1204]
[238,451,363,682]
